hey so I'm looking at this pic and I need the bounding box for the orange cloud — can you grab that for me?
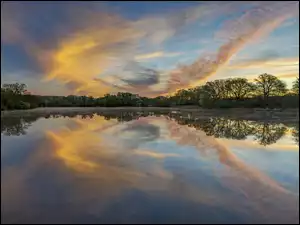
[277,73,299,79]
[236,72,299,83]
[41,14,144,96]
[228,57,299,70]
[46,116,119,172]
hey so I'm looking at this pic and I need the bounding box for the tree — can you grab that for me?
[199,79,231,107]
[254,73,287,107]
[202,79,228,100]
[227,78,256,100]
[292,77,299,95]
[174,89,195,105]
[2,83,27,95]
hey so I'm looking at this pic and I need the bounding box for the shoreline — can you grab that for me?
[1,107,299,123]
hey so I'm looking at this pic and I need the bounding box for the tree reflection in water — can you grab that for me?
[194,118,255,140]
[1,111,297,146]
[253,123,287,146]
[292,125,299,145]
[1,116,38,136]
[191,117,287,146]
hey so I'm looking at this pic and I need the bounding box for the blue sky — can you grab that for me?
[1,1,299,96]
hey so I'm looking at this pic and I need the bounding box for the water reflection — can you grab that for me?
[292,125,299,145]
[2,111,298,146]
[1,116,38,136]
[195,118,287,146]
[1,111,299,224]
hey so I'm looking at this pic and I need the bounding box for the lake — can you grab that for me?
[1,108,299,224]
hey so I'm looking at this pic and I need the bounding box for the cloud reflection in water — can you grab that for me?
[1,111,299,223]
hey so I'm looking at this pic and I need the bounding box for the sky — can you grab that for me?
[1,1,299,97]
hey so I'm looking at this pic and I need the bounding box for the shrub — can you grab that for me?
[17,101,31,109]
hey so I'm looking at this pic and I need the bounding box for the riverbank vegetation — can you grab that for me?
[1,74,299,110]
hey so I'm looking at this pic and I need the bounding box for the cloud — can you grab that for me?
[227,57,299,69]
[135,51,182,60]
[118,61,161,86]
[161,1,299,94]
[281,17,299,28]
[277,73,299,79]
[131,1,244,46]
[1,1,299,97]
[249,49,280,62]
[133,150,180,159]
[1,1,247,96]
[135,51,164,60]
[2,2,142,96]
[1,4,23,44]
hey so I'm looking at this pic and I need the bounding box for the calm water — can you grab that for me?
[1,110,299,224]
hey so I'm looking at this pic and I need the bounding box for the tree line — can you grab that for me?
[1,73,299,110]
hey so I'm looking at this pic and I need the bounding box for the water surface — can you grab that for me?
[1,110,299,224]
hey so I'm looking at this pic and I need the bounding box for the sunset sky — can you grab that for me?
[1,1,299,97]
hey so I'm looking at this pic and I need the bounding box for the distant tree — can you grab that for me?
[2,83,27,95]
[1,77,298,110]
[292,77,299,95]
[254,73,287,106]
